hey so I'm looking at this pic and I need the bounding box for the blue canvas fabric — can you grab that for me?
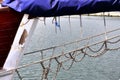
[2,0,120,17]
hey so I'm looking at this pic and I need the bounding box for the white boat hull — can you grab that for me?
[0,14,39,80]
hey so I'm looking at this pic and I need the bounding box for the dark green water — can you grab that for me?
[14,16,120,80]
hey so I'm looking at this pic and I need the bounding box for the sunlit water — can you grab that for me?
[14,16,120,80]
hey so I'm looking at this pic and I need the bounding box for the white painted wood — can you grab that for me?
[1,14,39,80]
[0,70,13,80]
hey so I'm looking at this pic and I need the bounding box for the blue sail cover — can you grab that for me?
[2,0,120,17]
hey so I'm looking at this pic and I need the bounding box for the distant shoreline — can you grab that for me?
[88,11,120,17]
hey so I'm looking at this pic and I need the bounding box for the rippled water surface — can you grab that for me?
[14,16,120,80]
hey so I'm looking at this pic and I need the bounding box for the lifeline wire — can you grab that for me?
[13,14,120,80]
[24,27,120,55]
[14,34,120,80]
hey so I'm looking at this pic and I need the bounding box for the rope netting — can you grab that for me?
[14,13,120,80]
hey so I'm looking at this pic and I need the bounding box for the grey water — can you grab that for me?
[14,15,120,80]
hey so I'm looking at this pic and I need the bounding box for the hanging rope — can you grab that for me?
[24,27,120,56]
[40,62,49,80]
[68,50,86,62]
[15,69,23,80]
[79,15,83,38]
[20,34,120,70]
[15,34,120,80]
[12,14,120,80]
[52,57,62,80]
[87,41,106,53]
[52,17,61,33]
[68,15,72,34]
[103,12,108,40]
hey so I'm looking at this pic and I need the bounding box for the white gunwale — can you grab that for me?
[0,14,39,80]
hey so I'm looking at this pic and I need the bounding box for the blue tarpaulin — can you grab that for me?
[2,0,120,17]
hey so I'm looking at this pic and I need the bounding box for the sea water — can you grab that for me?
[14,16,120,80]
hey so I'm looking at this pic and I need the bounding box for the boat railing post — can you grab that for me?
[2,14,39,80]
